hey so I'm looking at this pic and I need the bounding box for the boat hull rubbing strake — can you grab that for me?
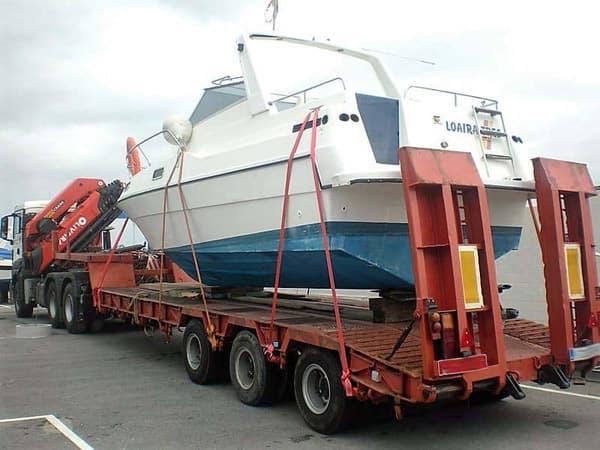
[164,222,522,289]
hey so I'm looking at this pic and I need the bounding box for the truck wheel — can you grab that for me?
[0,287,8,303]
[62,283,88,334]
[294,348,351,434]
[13,281,33,318]
[183,319,217,384]
[47,282,63,328]
[229,330,272,405]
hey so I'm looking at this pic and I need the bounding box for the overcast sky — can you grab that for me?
[1,0,599,216]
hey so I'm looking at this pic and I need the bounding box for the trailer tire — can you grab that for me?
[62,283,87,334]
[229,330,272,406]
[47,282,63,328]
[183,319,217,384]
[294,348,351,434]
[13,279,33,318]
[89,315,105,333]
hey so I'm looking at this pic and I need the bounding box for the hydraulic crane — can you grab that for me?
[0,178,123,321]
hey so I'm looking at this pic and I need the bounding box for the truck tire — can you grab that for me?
[62,283,88,334]
[47,282,64,328]
[0,287,8,303]
[229,330,272,406]
[294,348,351,434]
[13,280,33,318]
[183,319,217,384]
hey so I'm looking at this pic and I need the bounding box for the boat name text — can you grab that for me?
[446,121,478,135]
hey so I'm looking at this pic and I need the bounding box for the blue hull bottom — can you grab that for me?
[166,222,521,289]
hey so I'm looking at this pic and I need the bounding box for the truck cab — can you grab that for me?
[1,201,48,309]
[1,200,48,261]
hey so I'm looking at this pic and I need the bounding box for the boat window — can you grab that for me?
[356,93,400,164]
[189,82,247,124]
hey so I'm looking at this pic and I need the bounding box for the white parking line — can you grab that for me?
[522,384,600,400]
[0,414,94,450]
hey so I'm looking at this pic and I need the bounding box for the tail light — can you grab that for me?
[428,308,442,340]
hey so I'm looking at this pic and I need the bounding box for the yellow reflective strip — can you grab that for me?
[564,244,584,299]
[459,246,483,309]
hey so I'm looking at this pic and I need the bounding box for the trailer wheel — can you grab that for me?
[183,319,217,384]
[62,283,87,334]
[229,330,272,406]
[13,279,33,318]
[89,316,105,333]
[294,348,351,434]
[47,282,63,328]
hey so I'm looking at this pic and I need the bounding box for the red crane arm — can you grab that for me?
[24,178,106,241]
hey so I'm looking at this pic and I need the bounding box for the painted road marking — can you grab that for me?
[0,304,12,309]
[522,384,600,400]
[0,414,94,450]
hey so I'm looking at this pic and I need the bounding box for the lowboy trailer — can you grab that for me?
[11,148,600,434]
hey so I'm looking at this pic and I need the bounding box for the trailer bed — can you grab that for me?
[99,286,553,385]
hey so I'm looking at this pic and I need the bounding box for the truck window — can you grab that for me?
[13,213,22,236]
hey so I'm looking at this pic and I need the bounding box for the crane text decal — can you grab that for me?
[58,217,88,245]
[44,200,65,219]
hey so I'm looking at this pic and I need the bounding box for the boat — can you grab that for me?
[118,33,533,289]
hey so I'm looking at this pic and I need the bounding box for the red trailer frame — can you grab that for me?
[51,148,600,432]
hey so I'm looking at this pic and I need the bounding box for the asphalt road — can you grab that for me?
[1,304,599,450]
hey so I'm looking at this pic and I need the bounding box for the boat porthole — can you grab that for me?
[339,113,349,121]
[350,114,359,122]
[321,115,328,125]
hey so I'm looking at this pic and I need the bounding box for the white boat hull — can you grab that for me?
[119,157,528,288]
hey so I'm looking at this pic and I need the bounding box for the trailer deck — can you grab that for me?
[99,285,554,398]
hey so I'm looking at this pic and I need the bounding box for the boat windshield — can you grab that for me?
[250,39,387,105]
[189,82,247,124]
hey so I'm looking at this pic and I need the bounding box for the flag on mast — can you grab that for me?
[265,0,279,31]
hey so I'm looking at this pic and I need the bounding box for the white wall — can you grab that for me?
[495,194,600,324]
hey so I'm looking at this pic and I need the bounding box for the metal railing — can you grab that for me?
[405,85,498,109]
[268,77,346,106]
[126,129,188,170]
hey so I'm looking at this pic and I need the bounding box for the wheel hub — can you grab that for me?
[186,334,202,370]
[235,348,256,390]
[64,295,73,323]
[302,363,331,415]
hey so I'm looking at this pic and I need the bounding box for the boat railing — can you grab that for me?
[269,77,346,106]
[126,129,188,169]
[405,85,498,109]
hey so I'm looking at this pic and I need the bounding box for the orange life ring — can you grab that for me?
[126,137,141,176]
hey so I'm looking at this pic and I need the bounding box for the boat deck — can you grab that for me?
[100,286,553,380]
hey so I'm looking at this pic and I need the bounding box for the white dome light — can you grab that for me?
[162,115,193,146]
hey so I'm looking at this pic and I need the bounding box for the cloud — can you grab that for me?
[1,0,599,222]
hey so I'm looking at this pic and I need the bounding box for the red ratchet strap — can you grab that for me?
[93,217,129,312]
[268,108,353,397]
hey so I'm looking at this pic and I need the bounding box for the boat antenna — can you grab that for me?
[361,47,436,66]
[264,0,279,31]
